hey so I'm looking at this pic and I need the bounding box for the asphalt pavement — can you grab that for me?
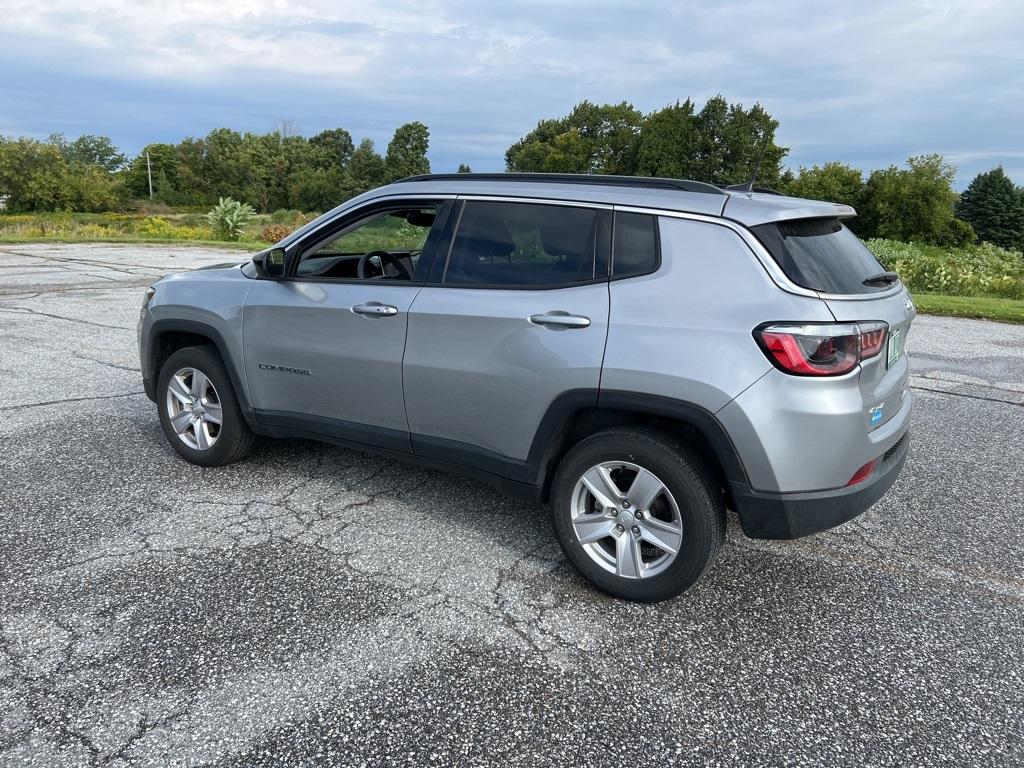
[1,243,1022,767]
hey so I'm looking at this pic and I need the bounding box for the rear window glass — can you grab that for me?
[612,213,659,278]
[751,218,891,295]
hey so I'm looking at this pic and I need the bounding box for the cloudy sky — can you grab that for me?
[2,0,1022,186]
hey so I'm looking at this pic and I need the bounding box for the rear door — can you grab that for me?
[403,198,611,479]
[751,217,915,430]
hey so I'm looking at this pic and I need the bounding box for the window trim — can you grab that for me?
[434,196,613,291]
[284,197,454,286]
[609,210,662,282]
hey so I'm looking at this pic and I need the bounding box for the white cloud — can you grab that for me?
[1,0,1022,178]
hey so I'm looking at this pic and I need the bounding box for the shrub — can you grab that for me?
[205,197,256,241]
[868,238,1024,300]
[259,212,315,243]
[137,216,175,237]
[259,224,294,244]
[269,208,304,224]
[135,216,211,240]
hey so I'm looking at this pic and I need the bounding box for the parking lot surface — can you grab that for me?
[1,243,1022,767]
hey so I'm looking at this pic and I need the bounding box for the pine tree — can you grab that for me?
[955,167,1024,252]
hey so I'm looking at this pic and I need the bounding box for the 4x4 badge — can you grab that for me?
[869,403,885,425]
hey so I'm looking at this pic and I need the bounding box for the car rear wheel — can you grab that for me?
[550,428,725,602]
[157,345,255,466]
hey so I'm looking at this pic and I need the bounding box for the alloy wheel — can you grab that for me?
[570,461,683,579]
[165,367,223,451]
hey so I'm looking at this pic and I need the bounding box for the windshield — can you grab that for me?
[751,218,892,295]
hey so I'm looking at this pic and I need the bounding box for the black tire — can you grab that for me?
[550,427,725,602]
[156,345,256,466]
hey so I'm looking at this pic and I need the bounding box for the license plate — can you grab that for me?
[887,328,902,367]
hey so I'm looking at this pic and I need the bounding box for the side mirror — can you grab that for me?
[253,247,286,279]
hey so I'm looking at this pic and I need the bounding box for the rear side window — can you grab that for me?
[612,212,659,278]
[751,218,890,295]
[444,201,603,286]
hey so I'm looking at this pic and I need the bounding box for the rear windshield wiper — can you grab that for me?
[862,271,900,287]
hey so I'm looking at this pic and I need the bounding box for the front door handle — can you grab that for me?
[529,311,591,329]
[352,302,398,317]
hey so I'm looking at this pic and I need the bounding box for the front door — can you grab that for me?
[242,199,450,450]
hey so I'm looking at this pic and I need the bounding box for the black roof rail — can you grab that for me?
[394,172,727,196]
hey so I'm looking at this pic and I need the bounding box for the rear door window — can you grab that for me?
[444,201,606,287]
[751,218,891,295]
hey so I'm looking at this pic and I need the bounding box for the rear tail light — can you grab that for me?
[755,322,888,377]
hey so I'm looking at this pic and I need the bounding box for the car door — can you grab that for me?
[242,198,452,451]
[403,198,611,482]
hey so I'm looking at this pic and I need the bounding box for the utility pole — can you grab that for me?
[146,151,153,199]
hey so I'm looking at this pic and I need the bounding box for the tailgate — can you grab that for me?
[825,287,916,431]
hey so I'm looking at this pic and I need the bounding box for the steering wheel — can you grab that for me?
[357,250,412,281]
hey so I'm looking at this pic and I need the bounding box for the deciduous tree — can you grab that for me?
[383,122,430,182]
[506,96,786,185]
[858,155,974,246]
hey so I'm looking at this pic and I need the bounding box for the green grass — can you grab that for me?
[911,293,1024,324]
[0,211,281,249]
[0,234,266,250]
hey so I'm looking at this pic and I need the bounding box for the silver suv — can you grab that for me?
[139,173,913,601]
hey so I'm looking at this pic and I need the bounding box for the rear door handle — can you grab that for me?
[352,302,398,317]
[529,312,591,329]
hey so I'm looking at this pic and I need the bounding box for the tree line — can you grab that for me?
[1,96,1022,252]
[0,122,431,215]
[506,97,1022,251]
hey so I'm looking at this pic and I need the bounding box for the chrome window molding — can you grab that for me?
[456,194,614,210]
[287,191,903,303]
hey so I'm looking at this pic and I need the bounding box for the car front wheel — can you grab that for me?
[157,345,255,466]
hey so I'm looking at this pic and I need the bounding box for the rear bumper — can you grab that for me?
[730,430,910,539]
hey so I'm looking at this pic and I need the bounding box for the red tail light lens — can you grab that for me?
[859,322,887,359]
[755,322,888,377]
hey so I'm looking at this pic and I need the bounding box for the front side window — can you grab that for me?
[297,206,438,281]
[444,201,605,287]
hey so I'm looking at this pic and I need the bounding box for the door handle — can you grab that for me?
[352,302,398,317]
[529,312,591,329]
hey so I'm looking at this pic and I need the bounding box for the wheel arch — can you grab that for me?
[146,319,255,423]
[531,390,748,505]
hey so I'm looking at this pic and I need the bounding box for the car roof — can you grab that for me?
[285,173,857,246]
[375,173,856,226]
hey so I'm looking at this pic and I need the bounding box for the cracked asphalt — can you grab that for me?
[1,243,1022,767]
